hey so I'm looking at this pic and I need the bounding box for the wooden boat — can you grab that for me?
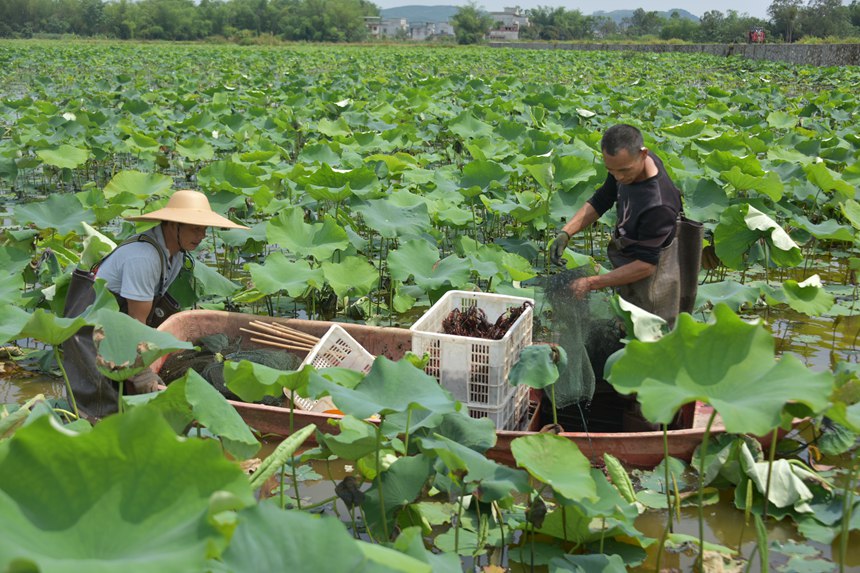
[154,310,771,469]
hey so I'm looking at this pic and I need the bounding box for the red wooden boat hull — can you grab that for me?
[155,310,760,469]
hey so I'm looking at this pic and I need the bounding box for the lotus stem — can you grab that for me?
[403,408,412,455]
[763,426,779,522]
[375,419,390,541]
[550,383,558,426]
[839,455,858,573]
[454,483,467,557]
[280,462,287,509]
[53,346,79,420]
[655,423,671,572]
[696,409,717,573]
[291,458,301,510]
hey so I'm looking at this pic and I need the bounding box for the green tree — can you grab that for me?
[660,10,698,41]
[624,8,662,37]
[522,7,593,40]
[451,2,493,44]
[797,0,854,38]
[768,0,803,41]
[280,0,370,42]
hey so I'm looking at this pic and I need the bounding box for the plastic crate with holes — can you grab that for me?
[291,324,374,412]
[409,290,534,430]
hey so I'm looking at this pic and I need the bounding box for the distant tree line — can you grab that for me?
[0,0,378,42]
[1,0,858,44]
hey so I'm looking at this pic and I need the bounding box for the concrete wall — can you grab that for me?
[488,42,860,66]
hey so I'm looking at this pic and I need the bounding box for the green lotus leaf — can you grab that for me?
[392,527,461,573]
[0,272,24,308]
[683,178,729,223]
[804,162,854,200]
[610,295,666,342]
[190,261,241,298]
[714,204,801,269]
[448,111,493,140]
[761,275,835,316]
[321,256,379,298]
[314,356,457,419]
[266,207,349,261]
[300,163,379,196]
[738,442,814,512]
[353,199,430,238]
[767,146,816,165]
[720,167,783,201]
[0,304,32,344]
[360,454,436,543]
[509,344,562,390]
[13,194,96,236]
[197,160,262,193]
[608,304,833,435]
[511,434,597,501]
[18,309,89,346]
[388,239,470,291]
[841,199,860,230]
[36,144,89,169]
[419,434,531,502]
[317,117,352,137]
[548,554,627,573]
[523,158,554,191]
[694,280,761,312]
[663,119,708,138]
[365,153,418,174]
[553,154,596,192]
[93,309,194,381]
[460,159,509,189]
[103,170,173,200]
[791,214,854,242]
[356,539,433,573]
[247,252,325,297]
[766,110,797,129]
[0,406,253,573]
[319,415,379,460]
[176,137,215,161]
[224,360,312,403]
[0,244,32,277]
[215,504,372,572]
[80,222,117,268]
[704,150,764,177]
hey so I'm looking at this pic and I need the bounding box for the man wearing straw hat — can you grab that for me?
[64,190,247,416]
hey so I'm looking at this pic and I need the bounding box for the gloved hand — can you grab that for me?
[550,231,570,265]
[126,368,163,394]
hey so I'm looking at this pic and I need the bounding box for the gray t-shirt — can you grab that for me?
[96,226,183,302]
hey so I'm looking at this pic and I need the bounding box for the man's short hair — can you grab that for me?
[601,124,644,157]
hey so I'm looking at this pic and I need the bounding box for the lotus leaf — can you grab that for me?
[223,360,312,401]
[694,280,761,312]
[393,527,461,573]
[761,275,835,316]
[353,198,430,238]
[36,144,89,169]
[511,434,597,502]
[840,199,860,230]
[103,170,173,201]
[805,161,854,200]
[720,167,784,201]
[266,207,349,261]
[93,309,194,381]
[509,344,562,390]
[610,296,666,342]
[197,160,263,194]
[736,443,814,512]
[13,194,96,236]
[791,214,854,242]
[448,111,493,140]
[420,433,530,502]
[0,407,253,573]
[320,415,379,460]
[321,256,379,298]
[176,137,215,161]
[714,204,802,269]
[361,454,435,540]
[608,304,833,435]
[548,554,627,573]
[190,261,241,299]
[314,356,456,419]
[247,252,325,297]
[215,505,370,572]
[460,159,509,189]
[388,239,471,291]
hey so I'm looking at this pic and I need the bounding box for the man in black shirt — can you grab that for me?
[551,124,683,324]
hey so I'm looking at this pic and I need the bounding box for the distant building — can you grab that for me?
[364,16,381,38]
[488,6,528,40]
[380,18,408,38]
[436,22,454,37]
[410,22,434,41]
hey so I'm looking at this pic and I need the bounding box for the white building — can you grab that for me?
[380,18,409,38]
[490,6,529,29]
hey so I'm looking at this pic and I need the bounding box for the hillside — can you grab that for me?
[592,8,700,23]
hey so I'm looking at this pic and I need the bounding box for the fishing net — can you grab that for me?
[543,267,625,405]
[160,333,302,406]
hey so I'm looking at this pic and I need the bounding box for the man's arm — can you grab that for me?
[127,299,154,323]
[571,259,656,299]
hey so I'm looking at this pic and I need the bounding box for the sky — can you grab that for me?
[374,1,775,19]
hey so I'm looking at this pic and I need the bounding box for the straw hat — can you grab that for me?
[126,190,248,229]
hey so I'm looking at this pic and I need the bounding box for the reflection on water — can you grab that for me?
[0,373,64,404]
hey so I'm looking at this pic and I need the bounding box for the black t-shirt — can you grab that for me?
[587,152,682,265]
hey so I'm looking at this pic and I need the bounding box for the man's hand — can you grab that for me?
[550,231,570,265]
[570,276,592,300]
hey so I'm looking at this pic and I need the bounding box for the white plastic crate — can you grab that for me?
[410,290,534,429]
[464,384,531,431]
[291,324,374,412]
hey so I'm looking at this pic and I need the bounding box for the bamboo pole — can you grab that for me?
[247,321,320,346]
[249,337,314,353]
[239,328,315,351]
[258,321,321,344]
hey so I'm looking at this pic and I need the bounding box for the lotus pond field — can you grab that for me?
[1,40,860,571]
